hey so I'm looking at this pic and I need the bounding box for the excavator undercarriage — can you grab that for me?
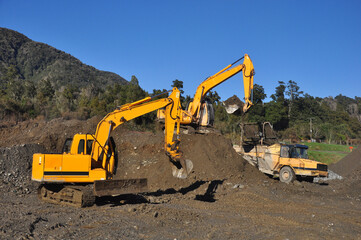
[37,178,148,207]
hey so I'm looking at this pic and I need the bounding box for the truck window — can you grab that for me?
[280,146,290,158]
[78,139,85,154]
[290,147,300,158]
[289,147,308,159]
[299,148,308,159]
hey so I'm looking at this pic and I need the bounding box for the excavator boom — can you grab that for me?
[157,54,255,127]
[189,54,254,118]
[92,87,192,179]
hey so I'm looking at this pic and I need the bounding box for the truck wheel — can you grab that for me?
[279,166,295,183]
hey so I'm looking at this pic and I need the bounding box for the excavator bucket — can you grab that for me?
[223,95,244,114]
[172,159,193,179]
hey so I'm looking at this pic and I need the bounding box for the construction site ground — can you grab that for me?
[0,117,360,239]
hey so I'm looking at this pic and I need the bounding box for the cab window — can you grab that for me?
[299,148,308,159]
[280,146,290,158]
[78,139,85,154]
[86,140,94,155]
[62,138,73,153]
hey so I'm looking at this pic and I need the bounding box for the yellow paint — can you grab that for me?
[157,54,255,126]
[32,88,186,183]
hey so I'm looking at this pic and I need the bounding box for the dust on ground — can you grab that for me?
[0,118,360,239]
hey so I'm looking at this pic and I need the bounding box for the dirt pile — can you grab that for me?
[111,129,265,191]
[330,146,361,178]
[0,118,266,193]
[0,117,101,150]
[0,144,46,194]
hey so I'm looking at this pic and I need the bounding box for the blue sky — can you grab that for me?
[1,0,361,101]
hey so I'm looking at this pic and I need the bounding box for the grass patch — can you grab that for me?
[303,142,355,164]
[303,142,354,152]
[308,151,348,164]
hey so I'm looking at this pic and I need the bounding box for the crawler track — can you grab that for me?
[37,184,95,207]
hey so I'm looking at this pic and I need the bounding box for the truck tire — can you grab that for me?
[279,166,295,183]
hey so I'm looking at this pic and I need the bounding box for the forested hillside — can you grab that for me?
[1,28,360,144]
[0,28,147,120]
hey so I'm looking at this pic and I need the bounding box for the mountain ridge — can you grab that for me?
[0,27,128,88]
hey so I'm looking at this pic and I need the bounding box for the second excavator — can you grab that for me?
[158,54,255,127]
[32,87,193,207]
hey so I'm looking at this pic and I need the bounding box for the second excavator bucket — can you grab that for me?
[223,95,244,114]
[172,159,193,179]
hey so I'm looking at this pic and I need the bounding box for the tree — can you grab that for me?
[171,79,184,94]
[247,84,266,123]
[171,79,185,106]
[6,78,24,101]
[151,89,169,99]
[62,84,80,111]
[285,80,303,118]
[37,79,55,100]
[264,82,288,130]
[206,90,221,105]
[36,79,55,118]
[130,75,139,86]
[270,81,286,102]
[252,84,267,104]
[24,80,37,101]
[4,65,24,101]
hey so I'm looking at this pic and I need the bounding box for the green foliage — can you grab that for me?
[171,79,184,94]
[130,75,139,86]
[1,28,361,141]
[244,80,361,144]
[171,79,186,107]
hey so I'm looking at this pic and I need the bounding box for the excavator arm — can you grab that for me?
[92,87,192,178]
[186,54,255,124]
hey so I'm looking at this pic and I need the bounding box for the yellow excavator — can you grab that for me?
[157,54,255,127]
[32,87,193,207]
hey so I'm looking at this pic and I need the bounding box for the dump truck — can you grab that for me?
[234,122,328,183]
[32,88,193,207]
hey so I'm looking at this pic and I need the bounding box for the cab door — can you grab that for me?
[62,137,90,177]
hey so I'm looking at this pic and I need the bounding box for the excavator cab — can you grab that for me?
[198,100,215,126]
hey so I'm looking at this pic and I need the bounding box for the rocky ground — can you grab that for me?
[0,118,360,240]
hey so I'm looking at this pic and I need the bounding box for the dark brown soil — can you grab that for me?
[223,95,243,106]
[330,145,361,178]
[0,118,360,239]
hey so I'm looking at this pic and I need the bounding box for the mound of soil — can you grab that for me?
[329,146,361,178]
[223,95,243,106]
[111,129,265,191]
[0,144,46,194]
[0,118,266,193]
